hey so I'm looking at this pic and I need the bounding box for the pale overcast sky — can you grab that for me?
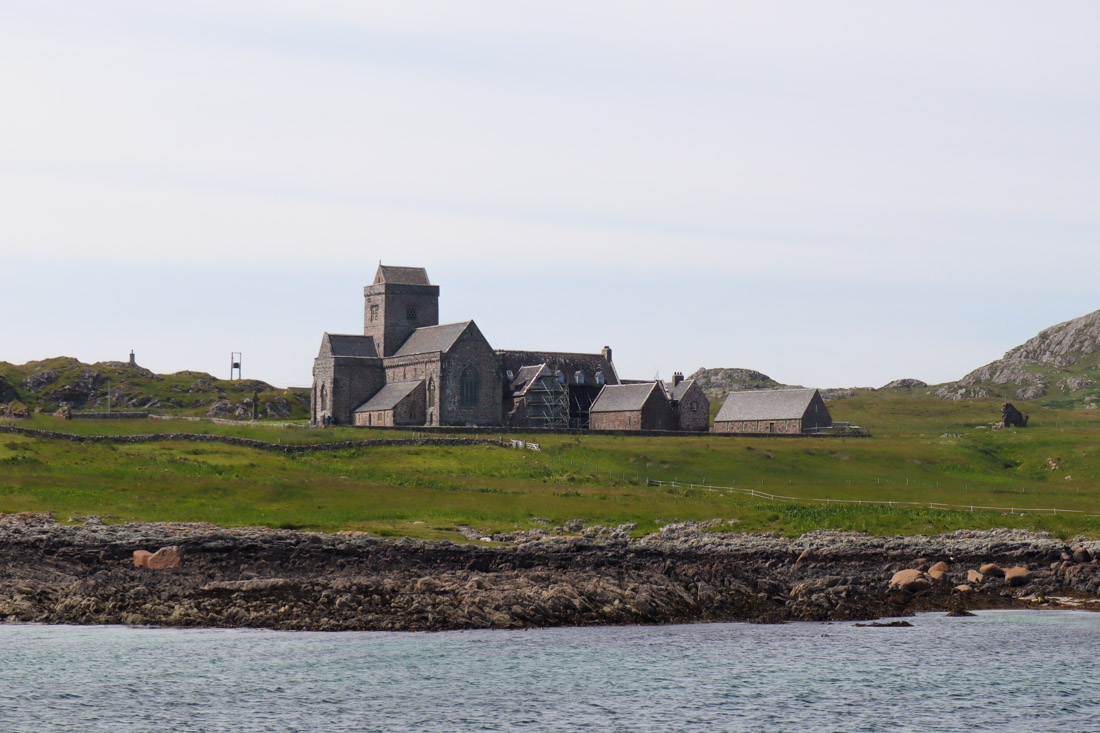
[3,2,1099,388]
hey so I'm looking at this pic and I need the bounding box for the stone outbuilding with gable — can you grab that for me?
[664,373,710,432]
[712,388,832,434]
[588,382,675,431]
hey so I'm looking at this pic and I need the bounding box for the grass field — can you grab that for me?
[2,392,1099,539]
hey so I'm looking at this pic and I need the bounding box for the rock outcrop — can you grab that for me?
[686,368,788,403]
[0,517,1096,632]
[936,310,1100,403]
[880,379,928,390]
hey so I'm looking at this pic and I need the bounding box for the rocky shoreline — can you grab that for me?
[1,513,1098,632]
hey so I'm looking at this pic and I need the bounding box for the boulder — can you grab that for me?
[967,569,984,584]
[1004,566,1032,587]
[979,563,1004,578]
[132,550,153,568]
[928,569,946,581]
[1072,547,1092,564]
[929,561,950,574]
[889,569,930,593]
[955,584,972,593]
[139,546,183,570]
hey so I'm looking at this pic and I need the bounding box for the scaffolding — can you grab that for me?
[524,370,570,430]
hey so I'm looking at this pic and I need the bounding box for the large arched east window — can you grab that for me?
[460,366,479,408]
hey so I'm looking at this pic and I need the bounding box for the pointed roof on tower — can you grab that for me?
[374,265,431,286]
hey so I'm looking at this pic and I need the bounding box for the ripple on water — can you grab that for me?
[0,611,1098,732]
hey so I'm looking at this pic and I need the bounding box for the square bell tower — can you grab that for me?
[363,265,440,356]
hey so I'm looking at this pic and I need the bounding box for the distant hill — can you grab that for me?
[935,309,1100,409]
[687,367,880,403]
[0,357,310,419]
[686,368,787,403]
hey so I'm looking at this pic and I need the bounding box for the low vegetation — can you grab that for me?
[1,390,1099,540]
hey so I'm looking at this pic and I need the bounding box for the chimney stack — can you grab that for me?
[602,345,612,363]
[672,372,683,387]
[129,350,136,366]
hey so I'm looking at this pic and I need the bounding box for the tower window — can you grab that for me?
[460,366,480,408]
[406,307,417,320]
[369,304,379,322]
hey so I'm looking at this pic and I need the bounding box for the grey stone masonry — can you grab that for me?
[363,271,441,357]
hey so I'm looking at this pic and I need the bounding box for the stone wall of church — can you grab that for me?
[440,328,502,426]
[312,356,383,426]
[363,283,440,356]
[383,354,442,426]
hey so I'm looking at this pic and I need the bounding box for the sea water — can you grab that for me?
[0,610,1096,732]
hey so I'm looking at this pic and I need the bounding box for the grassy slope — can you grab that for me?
[1,392,1099,539]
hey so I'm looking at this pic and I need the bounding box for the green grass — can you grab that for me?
[2,391,1100,539]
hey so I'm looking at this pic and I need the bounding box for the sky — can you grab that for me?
[3,1,1099,389]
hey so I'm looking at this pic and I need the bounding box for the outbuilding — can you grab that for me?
[589,382,674,431]
[712,388,832,434]
[664,373,710,432]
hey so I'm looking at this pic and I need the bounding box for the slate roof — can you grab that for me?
[375,265,431,286]
[589,382,661,413]
[353,380,423,412]
[714,388,820,422]
[509,364,548,395]
[393,321,471,357]
[497,350,617,387]
[319,333,378,358]
[666,378,697,402]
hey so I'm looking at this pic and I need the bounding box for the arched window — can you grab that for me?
[320,384,327,411]
[427,376,436,408]
[460,366,479,408]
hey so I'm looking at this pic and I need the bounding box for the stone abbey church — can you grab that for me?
[312,265,666,429]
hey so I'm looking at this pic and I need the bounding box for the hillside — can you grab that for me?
[687,367,786,402]
[0,357,310,419]
[935,309,1100,409]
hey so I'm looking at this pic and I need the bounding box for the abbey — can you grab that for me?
[312,265,622,428]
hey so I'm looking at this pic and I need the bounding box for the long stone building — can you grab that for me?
[312,266,621,428]
[712,388,832,434]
